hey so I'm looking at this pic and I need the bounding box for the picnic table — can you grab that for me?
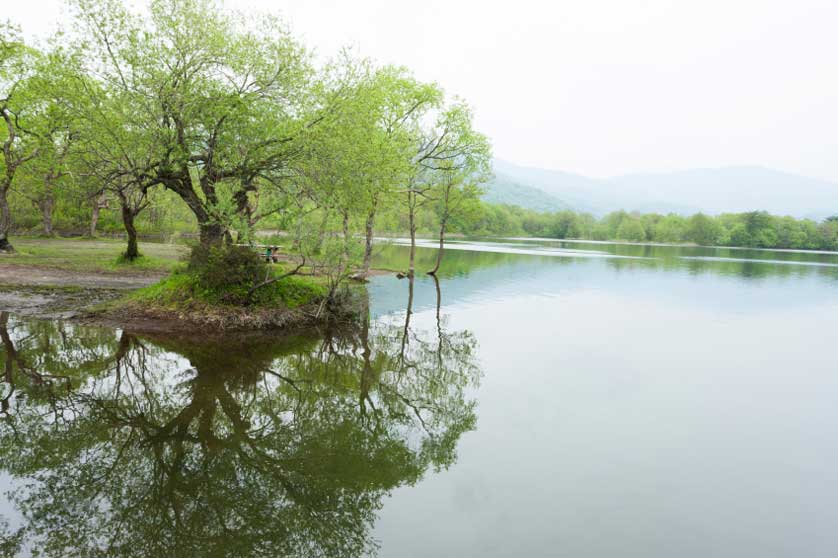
[234,243,285,263]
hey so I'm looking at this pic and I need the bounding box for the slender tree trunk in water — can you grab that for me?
[433,273,441,325]
[400,274,415,361]
[407,193,417,277]
[121,203,140,261]
[359,309,373,416]
[432,273,443,366]
[0,312,12,415]
[362,209,375,274]
[0,188,14,253]
[428,215,447,275]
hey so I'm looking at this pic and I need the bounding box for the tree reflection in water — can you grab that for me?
[0,279,479,557]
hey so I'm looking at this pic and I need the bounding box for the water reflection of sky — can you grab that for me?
[373,239,838,558]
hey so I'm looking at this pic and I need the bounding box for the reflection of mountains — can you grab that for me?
[0,284,480,558]
[370,243,838,317]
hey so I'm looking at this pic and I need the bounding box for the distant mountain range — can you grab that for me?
[485,159,838,219]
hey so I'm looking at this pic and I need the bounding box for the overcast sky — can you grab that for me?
[7,0,838,181]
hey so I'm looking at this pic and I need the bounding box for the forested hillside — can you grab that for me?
[481,173,567,212]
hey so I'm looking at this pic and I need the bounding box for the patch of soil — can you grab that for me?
[89,301,321,333]
[0,264,164,289]
[0,287,124,319]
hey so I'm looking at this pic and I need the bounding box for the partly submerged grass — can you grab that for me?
[103,265,335,330]
[2,236,186,274]
[128,265,328,310]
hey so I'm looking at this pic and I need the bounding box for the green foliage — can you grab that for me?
[685,213,722,245]
[132,265,326,310]
[180,244,327,307]
[616,218,646,241]
[188,244,265,291]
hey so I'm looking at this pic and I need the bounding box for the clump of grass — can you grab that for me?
[114,265,332,330]
[130,265,327,310]
[108,253,172,271]
[99,244,361,330]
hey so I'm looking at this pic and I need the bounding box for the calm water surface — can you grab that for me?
[2,238,838,557]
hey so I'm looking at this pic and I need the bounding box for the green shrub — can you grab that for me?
[134,243,329,308]
[188,244,266,292]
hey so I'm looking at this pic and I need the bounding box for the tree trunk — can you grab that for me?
[342,210,350,241]
[341,209,351,268]
[121,204,140,261]
[362,209,375,274]
[428,216,447,275]
[432,273,443,366]
[89,195,105,238]
[359,310,372,416]
[293,215,304,250]
[407,193,417,277]
[0,187,14,253]
[433,273,441,325]
[400,274,415,362]
[312,210,329,253]
[0,311,14,415]
[199,221,225,247]
[41,194,55,236]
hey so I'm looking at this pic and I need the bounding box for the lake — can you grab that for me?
[2,238,838,557]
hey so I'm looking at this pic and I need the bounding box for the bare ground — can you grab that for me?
[0,254,382,329]
[0,264,165,319]
[0,263,164,290]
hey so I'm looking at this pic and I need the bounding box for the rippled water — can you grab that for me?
[2,238,838,557]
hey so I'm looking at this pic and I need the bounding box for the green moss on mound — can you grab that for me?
[129,266,327,310]
[95,245,360,331]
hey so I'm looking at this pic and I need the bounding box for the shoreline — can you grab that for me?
[0,262,386,332]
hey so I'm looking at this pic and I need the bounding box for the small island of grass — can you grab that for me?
[95,244,363,332]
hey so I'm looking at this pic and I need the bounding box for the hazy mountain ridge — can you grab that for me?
[487,160,838,219]
[481,174,570,212]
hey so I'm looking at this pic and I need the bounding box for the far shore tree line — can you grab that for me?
[480,207,838,251]
[0,0,491,279]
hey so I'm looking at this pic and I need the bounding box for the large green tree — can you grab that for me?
[70,0,325,246]
[0,23,40,251]
[424,102,491,275]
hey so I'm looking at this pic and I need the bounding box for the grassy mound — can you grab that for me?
[130,266,327,310]
[94,245,363,331]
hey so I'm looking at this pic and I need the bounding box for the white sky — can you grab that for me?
[7,0,838,181]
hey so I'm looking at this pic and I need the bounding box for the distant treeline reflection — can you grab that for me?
[373,242,838,283]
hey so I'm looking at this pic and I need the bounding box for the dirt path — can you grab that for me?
[0,264,164,290]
